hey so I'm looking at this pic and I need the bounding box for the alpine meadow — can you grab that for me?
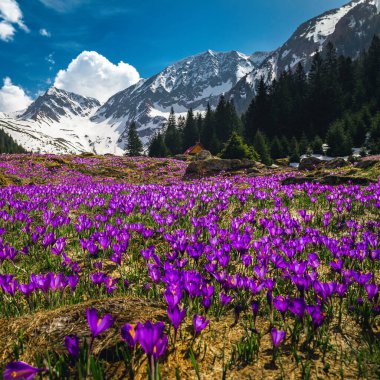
[0,0,379,379]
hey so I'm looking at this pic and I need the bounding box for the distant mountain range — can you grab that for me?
[0,0,379,154]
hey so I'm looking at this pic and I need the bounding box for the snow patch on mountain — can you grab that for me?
[301,0,367,44]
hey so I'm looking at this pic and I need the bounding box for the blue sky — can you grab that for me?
[0,0,349,102]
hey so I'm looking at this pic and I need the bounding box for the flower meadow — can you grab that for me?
[0,155,379,379]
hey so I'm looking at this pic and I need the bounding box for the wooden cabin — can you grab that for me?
[184,142,204,155]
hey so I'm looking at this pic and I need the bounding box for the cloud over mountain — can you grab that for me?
[54,51,140,103]
[0,77,32,113]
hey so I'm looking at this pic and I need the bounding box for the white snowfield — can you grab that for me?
[0,113,125,155]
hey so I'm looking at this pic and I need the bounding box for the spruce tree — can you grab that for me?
[289,136,301,163]
[253,130,272,165]
[164,108,182,155]
[270,136,285,159]
[214,95,229,142]
[201,103,220,153]
[326,121,353,156]
[182,109,198,151]
[369,113,380,154]
[280,135,290,157]
[0,129,26,153]
[312,135,324,155]
[220,131,257,160]
[299,132,310,156]
[148,133,169,157]
[126,122,143,156]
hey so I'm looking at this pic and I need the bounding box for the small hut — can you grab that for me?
[184,142,204,155]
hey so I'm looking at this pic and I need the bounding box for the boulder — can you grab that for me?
[174,154,192,162]
[274,158,289,167]
[80,152,96,157]
[282,177,316,185]
[323,157,349,169]
[317,175,374,186]
[185,158,256,176]
[298,156,323,171]
[282,175,374,186]
[193,150,213,161]
[355,160,378,169]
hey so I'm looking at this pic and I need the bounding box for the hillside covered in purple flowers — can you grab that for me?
[0,154,379,379]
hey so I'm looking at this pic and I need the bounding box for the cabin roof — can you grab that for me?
[184,142,203,154]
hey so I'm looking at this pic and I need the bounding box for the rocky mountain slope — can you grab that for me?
[227,0,380,113]
[92,50,266,142]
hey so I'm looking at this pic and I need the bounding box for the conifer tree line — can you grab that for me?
[134,36,380,162]
[0,128,27,154]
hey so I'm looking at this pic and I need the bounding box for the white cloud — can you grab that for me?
[0,77,33,113]
[0,0,28,41]
[38,0,88,12]
[39,28,51,37]
[0,21,15,41]
[54,51,140,102]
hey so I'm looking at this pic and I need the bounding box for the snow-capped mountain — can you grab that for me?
[0,0,379,154]
[21,87,100,123]
[228,0,380,113]
[92,50,260,143]
[0,87,124,154]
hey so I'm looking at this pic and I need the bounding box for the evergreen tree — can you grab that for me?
[126,122,143,156]
[289,136,301,163]
[280,135,290,156]
[270,136,285,159]
[201,103,220,154]
[148,133,169,157]
[312,135,324,155]
[164,108,182,155]
[326,121,353,156]
[0,129,26,153]
[182,109,198,151]
[368,113,380,154]
[220,131,257,160]
[253,130,272,165]
[299,132,310,156]
[215,96,230,142]
[363,35,380,105]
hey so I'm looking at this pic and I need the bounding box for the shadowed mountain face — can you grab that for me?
[0,0,379,154]
[91,50,267,138]
[21,87,100,123]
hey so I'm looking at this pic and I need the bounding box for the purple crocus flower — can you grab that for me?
[135,321,167,358]
[152,335,168,360]
[121,323,138,348]
[365,283,379,301]
[193,314,209,334]
[271,328,286,347]
[251,300,260,323]
[168,305,186,331]
[220,292,233,306]
[306,305,326,328]
[3,361,45,380]
[273,295,288,315]
[64,335,79,358]
[289,298,306,319]
[86,308,115,337]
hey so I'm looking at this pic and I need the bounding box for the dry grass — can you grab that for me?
[0,298,376,379]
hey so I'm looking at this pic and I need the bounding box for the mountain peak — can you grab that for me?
[21,87,101,123]
[46,86,62,96]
